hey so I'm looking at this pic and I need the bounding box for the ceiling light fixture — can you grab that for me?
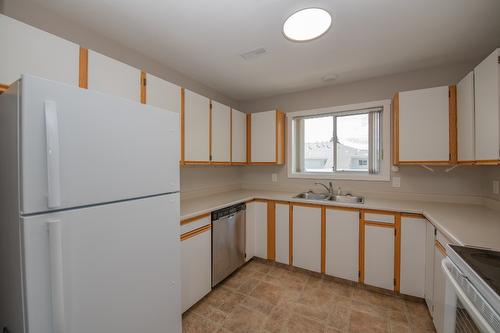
[283,8,332,42]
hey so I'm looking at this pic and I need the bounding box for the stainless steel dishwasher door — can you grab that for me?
[212,210,246,287]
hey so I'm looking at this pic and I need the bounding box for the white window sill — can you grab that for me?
[288,172,390,182]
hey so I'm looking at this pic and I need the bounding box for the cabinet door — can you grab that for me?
[398,86,451,162]
[181,226,212,313]
[275,203,290,265]
[425,221,435,314]
[433,244,446,333]
[364,225,394,290]
[0,14,79,86]
[231,109,247,163]
[474,48,500,161]
[184,89,210,162]
[211,101,231,163]
[293,205,321,272]
[457,71,475,162]
[400,217,426,297]
[245,202,255,262]
[253,201,268,259]
[325,208,359,281]
[251,110,276,163]
[88,50,141,102]
[145,73,181,113]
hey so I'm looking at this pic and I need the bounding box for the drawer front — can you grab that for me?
[181,215,211,235]
[364,212,395,224]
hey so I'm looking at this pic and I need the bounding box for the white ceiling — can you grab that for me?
[30,0,500,101]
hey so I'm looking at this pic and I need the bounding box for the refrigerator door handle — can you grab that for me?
[45,101,62,208]
[48,220,66,333]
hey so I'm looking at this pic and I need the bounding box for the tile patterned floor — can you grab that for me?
[182,259,436,333]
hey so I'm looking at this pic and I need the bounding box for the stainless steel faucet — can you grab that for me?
[314,182,334,196]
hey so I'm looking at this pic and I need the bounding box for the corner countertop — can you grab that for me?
[180,190,500,251]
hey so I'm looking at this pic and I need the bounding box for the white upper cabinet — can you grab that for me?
[292,205,321,273]
[275,203,290,265]
[183,89,210,162]
[231,109,247,163]
[145,73,181,113]
[0,14,79,87]
[325,208,359,282]
[400,216,426,298]
[395,85,455,164]
[211,101,231,163]
[88,50,141,102]
[250,110,285,164]
[457,71,475,162]
[474,48,500,162]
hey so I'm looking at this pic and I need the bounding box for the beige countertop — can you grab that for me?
[180,190,500,251]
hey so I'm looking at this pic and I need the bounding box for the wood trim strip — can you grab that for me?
[246,114,251,163]
[210,162,232,166]
[267,201,276,260]
[248,162,281,166]
[397,161,453,165]
[359,210,365,283]
[231,162,247,166]
[180,88,185,163]
[449,85,458,164]
[182,161,211,165]
[275,110,285,164]
[290,202,324,209]
[435,240,447,256]
[140,71,146,104]
[78,47,88,89]
[457,160,476,165]
[363,209,398,216]
[0,83,9,93]
[392,93,399,166]
[474,160,500,165]
[394,213,401,292]
[180,212,211,225]
[325,206,360,212]
[364,221,395,228]
[289,204,293,265]
[209,100,213,162]
[400,212,425,219]
[321,206,326,274]
[180,224,211,241]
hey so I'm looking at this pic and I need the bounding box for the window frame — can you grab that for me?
[287,100,391,181]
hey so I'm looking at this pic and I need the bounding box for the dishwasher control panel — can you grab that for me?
[211,203,246,221]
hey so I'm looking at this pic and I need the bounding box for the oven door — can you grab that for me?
[441,257,500,333]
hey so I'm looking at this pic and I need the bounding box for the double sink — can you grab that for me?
[294,182,364,204]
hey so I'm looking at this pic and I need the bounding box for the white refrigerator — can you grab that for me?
[0,75,181,333]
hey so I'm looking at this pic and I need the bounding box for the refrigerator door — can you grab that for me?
[22,194,181,333]
[19,75,179,214]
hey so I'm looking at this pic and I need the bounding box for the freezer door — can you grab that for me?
[21,194,181,333]
[20,75,179,214]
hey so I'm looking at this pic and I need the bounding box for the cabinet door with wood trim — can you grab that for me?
[145,73,181,113]
[87,50,141,102]
[400,216,426,297]
[250,110,285,164]
[432,243,446,333]
[394,85,456,164]
[183,89,210,162]
[292,205,321,272]
[425,221,435,314]
[180,217,211,313]
[211,101,231,163]
[474,48,500,162]
[275,203,290,265]
[0,14,79,87]
[364,224,395,290]
[325,208,359,282]
[457,71,475,163]
[253,201,268,259]
[231,109,247,163]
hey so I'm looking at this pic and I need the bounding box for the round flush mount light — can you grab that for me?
[283,8,332,42]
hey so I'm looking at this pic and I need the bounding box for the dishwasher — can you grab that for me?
[212,203,246,287]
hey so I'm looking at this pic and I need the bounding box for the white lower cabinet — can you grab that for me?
[400,216,426,297]
[181,223,212,313]
[425,221,436,314]
[245,201,256,262]
[325,208,359,282]
[364,224,395,290]
[252,201,268,259]
[275,203,290,265]
[292,205,321,272]
[433,243,446,333]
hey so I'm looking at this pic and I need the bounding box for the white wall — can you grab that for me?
[180,166,243,200]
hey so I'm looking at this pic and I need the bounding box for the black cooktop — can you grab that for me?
[450,245,500,296]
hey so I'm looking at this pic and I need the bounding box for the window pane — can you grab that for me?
[303,116,333,172]
[336,114,369,172]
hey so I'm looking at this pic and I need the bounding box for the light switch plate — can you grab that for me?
[493,180,499,195]
[272,173,278,183]
[392,176,401,188]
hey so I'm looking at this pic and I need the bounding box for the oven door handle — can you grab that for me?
[441,258,497,333]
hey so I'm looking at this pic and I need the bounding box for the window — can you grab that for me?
[288,100,390,181]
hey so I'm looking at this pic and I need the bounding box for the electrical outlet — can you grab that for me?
[392,176,401,188]
[272,173,278,183]
[493,180,499,195]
